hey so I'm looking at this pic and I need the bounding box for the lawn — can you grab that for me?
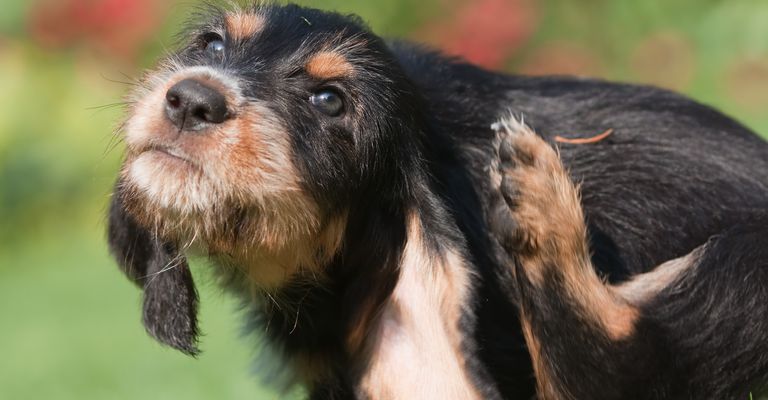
[0,227,303,399]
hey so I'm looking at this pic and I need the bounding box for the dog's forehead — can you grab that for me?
[203,7,367,50]
[180,6,371,76]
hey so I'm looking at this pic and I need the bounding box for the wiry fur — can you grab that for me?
[488,115,768,398]
[107,3,768,399]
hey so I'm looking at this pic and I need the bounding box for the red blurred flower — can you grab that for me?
[28,0,168,61]
[418,0,538,69]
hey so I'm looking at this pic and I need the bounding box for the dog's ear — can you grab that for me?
[108,185,200,356]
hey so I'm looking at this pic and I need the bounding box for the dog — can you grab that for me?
[108,3,768,399]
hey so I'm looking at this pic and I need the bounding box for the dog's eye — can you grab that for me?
[199,33,225,55]
[309,89,344,117]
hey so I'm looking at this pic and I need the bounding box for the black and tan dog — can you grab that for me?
[108,3,768,399]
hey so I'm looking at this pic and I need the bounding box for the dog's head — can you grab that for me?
[108,4,426,354]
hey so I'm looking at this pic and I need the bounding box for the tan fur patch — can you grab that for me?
[520,317,564,400]
[616,245,703,305]
[357,212,480,399]
[492,117,638,341]
[226,12,264,41]
[305,51,355,80]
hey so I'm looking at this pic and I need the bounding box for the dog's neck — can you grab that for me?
[248,183,482,397]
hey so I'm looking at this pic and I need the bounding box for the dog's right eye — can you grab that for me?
[199,33,225,55]
[310,89,344,117]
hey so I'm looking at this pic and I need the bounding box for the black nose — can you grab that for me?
[165,79,229,131]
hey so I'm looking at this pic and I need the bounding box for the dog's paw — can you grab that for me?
[488,116,586,262]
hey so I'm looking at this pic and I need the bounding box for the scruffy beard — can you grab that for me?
[119,172,319,249]
[116,171,345,290]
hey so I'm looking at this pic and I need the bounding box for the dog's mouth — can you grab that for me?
[136,145,203,173]
[145,145,195,164]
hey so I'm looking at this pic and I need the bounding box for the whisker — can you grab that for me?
[102,124,126,158]
[86,102,132,111]
[289,287,312,335]
[119,71,135,82]
[103,137,125,158]
[143,255,185,287]
[265,291,282,311]
[100,72,140,87]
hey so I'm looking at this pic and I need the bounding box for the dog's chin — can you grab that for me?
[125,149,217,214]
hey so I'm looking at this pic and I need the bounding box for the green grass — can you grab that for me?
[0,226,302,400]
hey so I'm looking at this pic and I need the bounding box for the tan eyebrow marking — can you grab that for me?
[226,13,264,41]
[305,51,355,80]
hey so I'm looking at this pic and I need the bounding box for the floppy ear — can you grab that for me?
[108,185,200,356]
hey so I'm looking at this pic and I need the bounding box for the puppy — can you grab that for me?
[108,3,768,399]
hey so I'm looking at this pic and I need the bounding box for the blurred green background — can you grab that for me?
[2,0,768,399]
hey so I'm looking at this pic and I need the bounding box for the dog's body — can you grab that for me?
[394,45,768,399]
[108,4,768,399]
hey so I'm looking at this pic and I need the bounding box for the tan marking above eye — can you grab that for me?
[226,12,264,40]
[306,51,355,80]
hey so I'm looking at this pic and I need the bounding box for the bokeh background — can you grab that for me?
[2,0,768,399]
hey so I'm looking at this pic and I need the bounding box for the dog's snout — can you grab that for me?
[165,79,229,131]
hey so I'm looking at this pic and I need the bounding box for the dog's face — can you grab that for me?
[117,5,421,286]
[109,4,425,353]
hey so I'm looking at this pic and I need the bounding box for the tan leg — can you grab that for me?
[489,116,640,399]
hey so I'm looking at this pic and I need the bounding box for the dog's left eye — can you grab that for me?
[199,33,225,55]
[309,89,344,117]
